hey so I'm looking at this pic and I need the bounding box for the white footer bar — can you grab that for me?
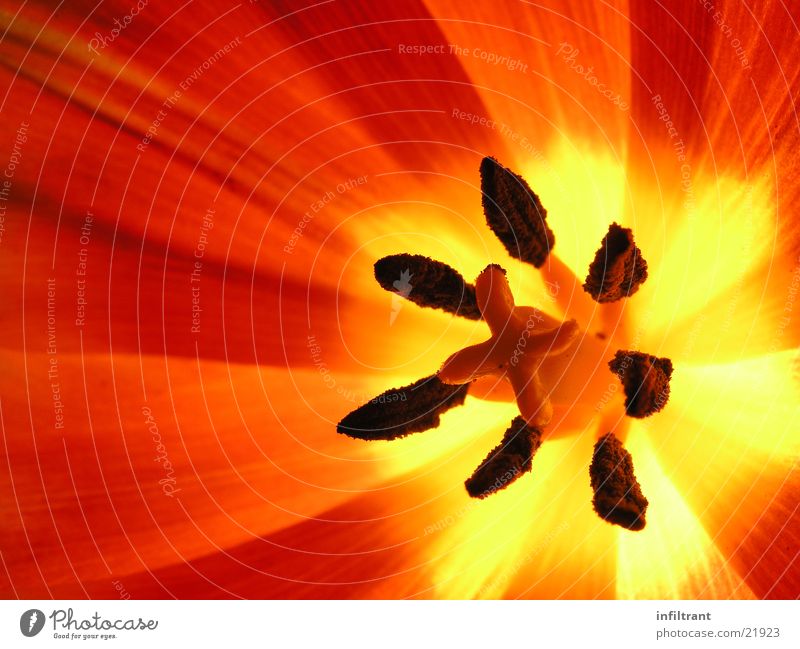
[1,600,797,648]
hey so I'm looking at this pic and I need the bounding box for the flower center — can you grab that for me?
[338,155,673,532]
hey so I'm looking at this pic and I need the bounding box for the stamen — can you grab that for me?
[482,263,507,275]
[583,222,648,302]
[374,254,481,319]
[609,350,673,418]
[465,416,543,498]
[480,156,555,268]
[342,159,673,528]
[590,433,648,531]
[337,375,470,441]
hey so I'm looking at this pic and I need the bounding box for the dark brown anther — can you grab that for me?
[465,416,543,498]
[583,222,648,302]
[337,375,470,441]
[609,350,673,418]
[590,433,648,531]
[480,156,555,268]
[374,254,482,319]
[482,263,507,276]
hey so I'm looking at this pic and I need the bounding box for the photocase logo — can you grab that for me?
[20,609,45,637]
[389,269,413,325]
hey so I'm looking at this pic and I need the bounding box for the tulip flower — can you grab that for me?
[0,1,797,599]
